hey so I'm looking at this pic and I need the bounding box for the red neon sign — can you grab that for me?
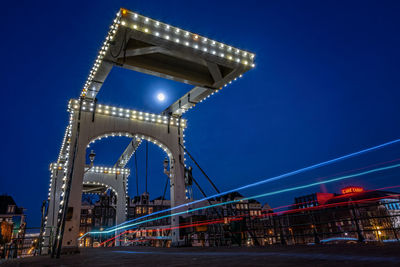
[341,186,364,195]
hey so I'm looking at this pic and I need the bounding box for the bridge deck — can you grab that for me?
[3,244,400,266]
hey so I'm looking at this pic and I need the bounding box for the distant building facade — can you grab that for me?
[262,186,400,245]
[78,186,400,248]
[0,195,26,258]
[78,192,116,247]
[121,192,268,247]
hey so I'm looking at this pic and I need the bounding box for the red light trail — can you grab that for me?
[96,185,400,246]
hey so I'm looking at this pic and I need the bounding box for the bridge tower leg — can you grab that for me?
[41,163,65,255]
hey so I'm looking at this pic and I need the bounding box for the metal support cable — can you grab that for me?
[145,141,148,193]
[179,143,220,194]
[191,175,242,246]
[161,175,169,208]
[134,152,139,197]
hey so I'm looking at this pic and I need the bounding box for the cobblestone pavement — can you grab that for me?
[2,244,400,266]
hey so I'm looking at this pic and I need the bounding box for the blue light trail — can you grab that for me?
[81,161,400,238]
[104,138,400,232]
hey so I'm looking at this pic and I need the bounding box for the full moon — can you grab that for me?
[157,93,166,102]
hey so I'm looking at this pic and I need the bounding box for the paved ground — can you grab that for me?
[2,244,400,266]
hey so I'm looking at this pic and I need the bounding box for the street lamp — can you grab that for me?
[89,150,96,167]
[163,157,169,176]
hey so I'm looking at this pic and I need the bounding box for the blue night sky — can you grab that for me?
[1,0,400,226]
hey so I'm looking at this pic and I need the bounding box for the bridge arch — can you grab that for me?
[54,107,186,249]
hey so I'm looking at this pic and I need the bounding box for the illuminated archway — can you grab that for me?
[44,100,187,252]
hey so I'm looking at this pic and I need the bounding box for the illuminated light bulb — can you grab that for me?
[220,53,225,57]
[166,25,170,30]
[185,32,189,37]
[194,44,198,49]
[203,47,208,52]
[145,18,149,23]
[133,24,138,29]
[185,41,189,46]
[155,32,160,36]
[212,50,216,54]
[175,28,180,33]
[121,21,126,26]
[144,28,149,33]
[251,63,255,67]
[134,13,138,19]
[165,35,170,40]
[243,60,248,65]
[175,38,180,43]
[155,21,160,26]
[193,35,199,40]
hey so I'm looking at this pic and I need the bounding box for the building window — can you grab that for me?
[85,238,91,247]
[87,218,92,224]
[148,207,153,214]
[7,205,15,214]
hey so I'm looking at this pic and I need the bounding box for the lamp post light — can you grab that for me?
[163,157,170,176]
[84,150,96,174]
[160,157,171,207]
[89,150,96,167]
